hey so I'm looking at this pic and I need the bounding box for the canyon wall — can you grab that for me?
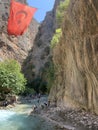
[0,0,39,63]
[23,0,63,82]
[49,0,98,114]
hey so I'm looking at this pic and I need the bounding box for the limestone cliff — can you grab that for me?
[49,0,98,114]
[0,0,39,63]
[23,0,63,82]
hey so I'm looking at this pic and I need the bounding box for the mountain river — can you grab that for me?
[0,99,57,130]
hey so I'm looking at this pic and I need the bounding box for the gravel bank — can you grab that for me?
[31,106,98,130]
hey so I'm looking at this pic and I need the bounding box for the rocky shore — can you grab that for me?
[1,96,98,130]
[30,104,98,130]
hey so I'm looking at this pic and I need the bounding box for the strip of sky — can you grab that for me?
[27,0,55,22]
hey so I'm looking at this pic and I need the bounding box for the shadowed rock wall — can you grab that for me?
[23,0,63,82]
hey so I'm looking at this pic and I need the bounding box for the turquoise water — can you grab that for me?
[0,104,56,130]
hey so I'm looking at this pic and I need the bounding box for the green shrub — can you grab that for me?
[0,60,26,95]
[29,76,47,94]
[56,0,70,26]
[23,88,35,96]
[39,81,47,94]
[51,28,62,48]
[31,76,42,93]
[45,61,55,93]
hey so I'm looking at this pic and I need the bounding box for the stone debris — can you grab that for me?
[37,106,98,130]
[57,108,98,130]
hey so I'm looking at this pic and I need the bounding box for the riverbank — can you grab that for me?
[14,96,98,130]
[0,96,98,130]
[0,103,58,130]
[30,101,98,130]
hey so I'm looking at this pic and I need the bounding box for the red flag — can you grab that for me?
[7,0,37,36]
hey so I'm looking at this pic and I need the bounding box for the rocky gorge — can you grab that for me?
[0,0,98,129]
[22,0,63,82]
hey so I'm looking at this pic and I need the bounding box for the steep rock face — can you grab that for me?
[0,0,39,63]
[49,0,98,114]
[23,0,62,82]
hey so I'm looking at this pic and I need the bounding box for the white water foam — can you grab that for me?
[0,110,15,121]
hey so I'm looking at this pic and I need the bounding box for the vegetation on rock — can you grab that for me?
[45,62,56,93]
[49,0,98,114]
[46,0,69,93]
[56,0,70,27]
[25,76,47,94]
[51,28,62,48]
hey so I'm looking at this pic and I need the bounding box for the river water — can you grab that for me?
[0,103,57,130]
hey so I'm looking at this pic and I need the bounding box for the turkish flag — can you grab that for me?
[7,0,37,36]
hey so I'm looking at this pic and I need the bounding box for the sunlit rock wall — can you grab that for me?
[49,0,98,114]
[0,0,39,63]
